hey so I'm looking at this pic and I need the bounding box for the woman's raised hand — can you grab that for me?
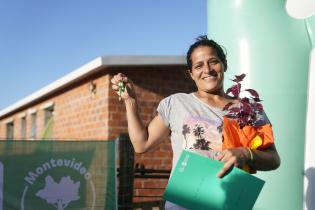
[111,73,136,101]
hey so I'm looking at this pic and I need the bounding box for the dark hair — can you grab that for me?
[186,35,227,71]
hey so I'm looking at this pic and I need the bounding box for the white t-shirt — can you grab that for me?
[157,93,227,172]
[157,93,270,210]
[158,93,227,210]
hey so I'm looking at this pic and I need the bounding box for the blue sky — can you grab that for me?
[0,0,207,110]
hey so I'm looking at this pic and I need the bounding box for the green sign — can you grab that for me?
[0,140,116,210]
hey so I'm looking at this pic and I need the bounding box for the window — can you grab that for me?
[41,105,54,139]
[30,113,37,140]
[6,122,14,140]
[44,106,54,125]
[21,117,26,140]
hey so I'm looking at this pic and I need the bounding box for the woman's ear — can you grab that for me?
[224,64,228,72]
[187,69,193,80]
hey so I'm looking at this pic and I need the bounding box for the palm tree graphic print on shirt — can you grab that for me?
[182,115,222,158]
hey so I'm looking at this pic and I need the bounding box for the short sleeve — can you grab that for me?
[156,95,173,128]
[254,110,271,126]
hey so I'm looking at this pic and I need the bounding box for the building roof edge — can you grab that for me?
[0,55,185,118]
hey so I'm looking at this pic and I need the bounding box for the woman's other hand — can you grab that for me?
[215,147,250,178]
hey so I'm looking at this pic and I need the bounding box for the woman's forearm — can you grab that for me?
[124,98,149,153]
[111,73,169,154]
[249,145,281,171]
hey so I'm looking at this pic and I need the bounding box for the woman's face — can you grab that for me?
[189,46,226,94]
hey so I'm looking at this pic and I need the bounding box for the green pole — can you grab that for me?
[207,1,311,209]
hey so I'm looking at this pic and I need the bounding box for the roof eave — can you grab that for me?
[0,55,186,118]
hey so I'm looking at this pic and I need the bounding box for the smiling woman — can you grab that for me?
[111,35,280,210]
[189,46,225,95]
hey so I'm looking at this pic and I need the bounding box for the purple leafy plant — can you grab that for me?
[223,73,264,128]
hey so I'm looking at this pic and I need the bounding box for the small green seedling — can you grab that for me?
[118,81,125,100]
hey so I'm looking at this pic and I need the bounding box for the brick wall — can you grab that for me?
[53,74,110,140]
[107,67,195,203]
[0,72,111,140]
[0,65,196,204]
